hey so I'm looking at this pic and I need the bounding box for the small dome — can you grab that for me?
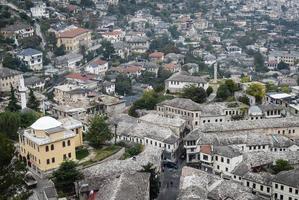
[30,116,62,130]
[248,105,262,116]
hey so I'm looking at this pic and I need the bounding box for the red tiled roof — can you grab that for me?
[102,31,122,36]
[58,28,89,38]
[92,59,107,65]
[149,52,164,59]
[65,73,95,81]
[200,145,212,155]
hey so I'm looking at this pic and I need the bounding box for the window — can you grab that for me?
[221,157,224,162]
[155,142,157,146]
[67,140,71,146]
[51,144,54,150]
[234,175,236,179]
[68,153,71,158]
[45,146,49,152]
[252,183,256,189]
[281,185,284,190]
[46,159,50,164]
[225,167,228,172]
[289,188,293,193]
[275,184,278,189]
[295,189,298,194]
[217,165,219,169]
[247,181,250,187]
[63,154,67,160]
[280,195,283,200]
[168,145,170,149]
[203,155,208,160]
[260,185,263,191]
[52,157,55,163]
[289,197,292,200]
[267,187,270,193]
[215,156,218,161]
[227,159,230,164]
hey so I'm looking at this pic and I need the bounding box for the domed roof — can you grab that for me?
[248,105,262,116]
[30,116,62,130]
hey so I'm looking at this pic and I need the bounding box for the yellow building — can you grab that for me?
[19,116,83,174]
[56,27,91,52]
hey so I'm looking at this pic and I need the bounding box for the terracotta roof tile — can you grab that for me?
[58,28,89,38]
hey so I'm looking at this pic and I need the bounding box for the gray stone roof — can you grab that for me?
[213,146,242,158]
[243,172,275,186]
[0,67,21,78]
[110,114,179,144]
[273,168,299,188]
[259,104,283,112]
[1,22,32,31]
[18,48,42,56]
[24,76,43,86]
[157,98,202,111]
[166,71,207,83]
[93,172,150,200]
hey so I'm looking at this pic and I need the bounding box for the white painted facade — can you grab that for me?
[272,182,299,200]
[213,154,243,176]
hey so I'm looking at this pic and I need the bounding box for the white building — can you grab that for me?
[165,71,209,93]
[55,53,83,69]
[85,59,108,75]
[272,169,299,200]
[17,48,43,71]
[30,3,49,18]
[268,50,299,66]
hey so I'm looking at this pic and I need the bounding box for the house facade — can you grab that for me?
[17,48,43,71]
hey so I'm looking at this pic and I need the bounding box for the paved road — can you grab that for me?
[158,159,186,200]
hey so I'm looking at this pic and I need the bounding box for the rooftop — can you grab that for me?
[30,116,62,130]
[273,168,299,188]
[139,113,186,128]
[0,67,21,78]
[166,71,207,83]
[57,27,89,38]
[18,48,42,56]
[213,146,242,158]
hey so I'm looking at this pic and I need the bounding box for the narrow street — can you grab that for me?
[158,159,185,200]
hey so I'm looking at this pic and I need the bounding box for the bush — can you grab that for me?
[123,144,143,159]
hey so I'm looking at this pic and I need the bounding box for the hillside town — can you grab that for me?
[1,0,299,199]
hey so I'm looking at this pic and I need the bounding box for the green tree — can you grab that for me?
[2,53,28,72]
[266,82,278,92]
[86,115,113,147]
[238,95,250,105]
[54,45,66,56]
[168,25,180,39]
[0,112,21,140]
[52,160,83,194]
[139,162,160,200]
[6,85,21,112]
[27,88,40,111]
[216,84,231,100]
[277,61,289,70]
[272,159,294,174]
[206,86,213,97]
[181,85,207,103]
[254,51,267,72]
[225,79,239,94]
[115,74,132,95]
[80,0,95,8]
[98,40,115,60]
[19,35,42,49]
[20,111,39,128]
[246,83,266,104]
[0,134,30,200]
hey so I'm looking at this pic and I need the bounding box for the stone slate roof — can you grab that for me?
[213,146,242,158]
[0,67,21,78]
[18,48,42,56]
[157,98,202,111]
[243,172,275,186]
[259,104,283,112]
[166,71,207,83]
[273,168,299,188]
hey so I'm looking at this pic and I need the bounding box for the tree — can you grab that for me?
[27,88,40,111]
[225,79,239,94]
[86,115,113,147]
[2,53,28,72]
[277,61,289,70]
[20,111,39,128]
[0,134,30,200]
[54,45,66,56]
[246,83,266,104]
[0,112,21,140]
[139,162,160,200]
[115,74,132,95]
[271,159,294,174]
[206,86,213,97]
[52,160,83,194]
[168,25,180,39]
[80,0,95,8]
[216,84,231,100]
[254,51,267,72]
[181,85,207,103]
[6,85,21,112]
[238,95,250,105]
[19,35,42,49]
[98,40,115,60]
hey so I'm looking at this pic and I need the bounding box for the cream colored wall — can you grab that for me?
[0,74,21,92]
[73,127,83,147]
[20,132,77,172]
[57,32,91,52]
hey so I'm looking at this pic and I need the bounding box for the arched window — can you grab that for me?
[45,146,49,152]
[51,144,54,150]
